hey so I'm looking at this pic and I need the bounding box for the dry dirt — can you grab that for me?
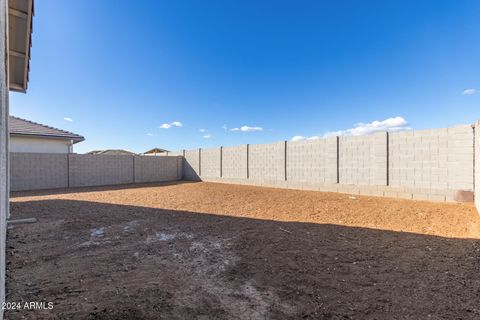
[6,181,480,319]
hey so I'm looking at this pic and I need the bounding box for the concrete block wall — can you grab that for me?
[176,156,183,180]
[10,153,68,191]
[134,155,180,183]
[287,137,337,184]
[168,151,184,157]
[10,153,181,191]
[183,149,200,180]
[69,154,134,187]
[200,148,221,178]
[249,141,286,181]
[339,133,387,186]
[164,152,185,179]
[389,125,474,193]
[179,122,479,203]
[222,145,248,179]
[475,121,479,212]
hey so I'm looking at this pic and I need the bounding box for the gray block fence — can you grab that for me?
[476,120,480,212]
[10,154,182,191]
[9,122,480,212]
[178,123,479,206]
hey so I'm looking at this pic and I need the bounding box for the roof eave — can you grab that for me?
[9,83,26,93]
[8,0,34,93]
[10,132,85,143]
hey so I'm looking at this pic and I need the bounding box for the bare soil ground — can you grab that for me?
[6,181,480,319]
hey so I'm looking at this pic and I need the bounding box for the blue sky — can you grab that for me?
[10,0,480,153]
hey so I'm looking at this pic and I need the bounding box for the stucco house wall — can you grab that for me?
[10,136,73,153]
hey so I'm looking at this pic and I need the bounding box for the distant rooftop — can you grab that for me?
[9,116,85,143]
[86,149,136,155]
[143,148,169,154]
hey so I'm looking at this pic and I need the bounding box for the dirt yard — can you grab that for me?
[6,181,480,319]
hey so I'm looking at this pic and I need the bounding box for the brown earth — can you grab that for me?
[6,181,480,319]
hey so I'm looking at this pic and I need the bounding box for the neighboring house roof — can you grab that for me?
[9,116,85,143]
[143,148,170,154]
[9,0,34,93]
[86,149,136,155]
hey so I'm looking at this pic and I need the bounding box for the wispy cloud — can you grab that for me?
[291,116,411,141]
[323,116,411,137]
[63,117,73,122]
[203,134,211,139]
[230,126,263,132]
[159,121,183,129]
[462,88,477,95]
[146,133,154,136]
[291,135,320,142]
[199,128,206,132]
[222,124,228,132]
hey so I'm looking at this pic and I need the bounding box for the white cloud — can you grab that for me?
[463,88,477,95]
[199,128,206,132]
[291,135,320,142]
[230,126,263,132]
[159,121,183,129]
[203,134,211,139]
[323,116,411,137]
[222,124,228,132]
[291,136,305,142]
[292,117,411,141]
[146,133,154,136]
[63,117,73,122]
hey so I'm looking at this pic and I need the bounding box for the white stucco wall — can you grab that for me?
[10,136,73,153]
[1,0,8,314]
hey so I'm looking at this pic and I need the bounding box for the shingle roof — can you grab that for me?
[9,116,85,143]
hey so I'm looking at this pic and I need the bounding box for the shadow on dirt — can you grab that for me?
[6,199,480,319]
